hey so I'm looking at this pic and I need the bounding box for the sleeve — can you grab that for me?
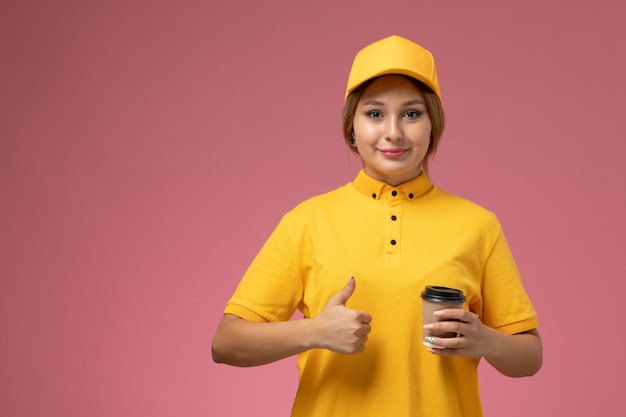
[478,227,538,335]
[224,212,304,323]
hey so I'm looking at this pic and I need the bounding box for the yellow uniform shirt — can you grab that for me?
[225,170,538,417]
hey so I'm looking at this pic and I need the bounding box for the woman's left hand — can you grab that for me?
[422,309,495,358]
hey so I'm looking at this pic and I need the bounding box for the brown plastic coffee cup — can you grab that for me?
[420,286,466,348]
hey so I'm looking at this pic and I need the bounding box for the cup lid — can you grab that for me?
[420,286,466,303]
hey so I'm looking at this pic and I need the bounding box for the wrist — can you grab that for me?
[482,326,501,359]
[303,316,323,350]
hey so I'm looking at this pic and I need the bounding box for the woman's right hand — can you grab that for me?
[312,275,372,354]
[211,276,372,367]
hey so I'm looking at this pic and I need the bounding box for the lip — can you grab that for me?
[379,148,408,158]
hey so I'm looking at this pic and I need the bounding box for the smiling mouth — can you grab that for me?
[379,148,408,158]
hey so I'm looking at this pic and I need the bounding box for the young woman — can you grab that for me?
[212,35,542,417]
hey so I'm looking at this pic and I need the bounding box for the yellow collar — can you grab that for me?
[351,170,433,201]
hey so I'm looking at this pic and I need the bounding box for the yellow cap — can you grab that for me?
[345,35,441,101]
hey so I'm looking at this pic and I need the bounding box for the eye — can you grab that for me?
[367,110,383,119]
[405,110,422,119]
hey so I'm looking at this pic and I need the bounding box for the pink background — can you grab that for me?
[2,0,625,416]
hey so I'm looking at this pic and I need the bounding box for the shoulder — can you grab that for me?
[265,183,353,242]
[427,186,502,229]
[283,182,354,218]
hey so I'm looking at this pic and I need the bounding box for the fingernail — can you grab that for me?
[433,310,444,316]
[424,336,437,344]
[423,324,434,329]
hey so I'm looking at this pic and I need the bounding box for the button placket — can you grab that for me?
[386,190,403,256]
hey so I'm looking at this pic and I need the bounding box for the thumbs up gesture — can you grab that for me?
[313,275,372,354]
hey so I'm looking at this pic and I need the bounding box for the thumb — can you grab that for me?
[333,274,356,306]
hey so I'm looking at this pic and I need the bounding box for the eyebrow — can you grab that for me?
[361,99,425,106]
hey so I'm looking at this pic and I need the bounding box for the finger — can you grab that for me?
[434,309,472,322]
[423,336,446,349]
[333,274,356,305]
[458,310,479,323]
[361,322,372,335]
[424,320,464,337]
[359,312,372,325]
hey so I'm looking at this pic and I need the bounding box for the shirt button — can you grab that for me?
[391,190,397,196]
[390,240,397,245]
[408,193,414,199]
[391,215,397,221]
[372,193,377,199]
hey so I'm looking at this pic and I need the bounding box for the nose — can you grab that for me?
[384,116,403,142]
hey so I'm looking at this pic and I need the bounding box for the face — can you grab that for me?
[352,75,432,186]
